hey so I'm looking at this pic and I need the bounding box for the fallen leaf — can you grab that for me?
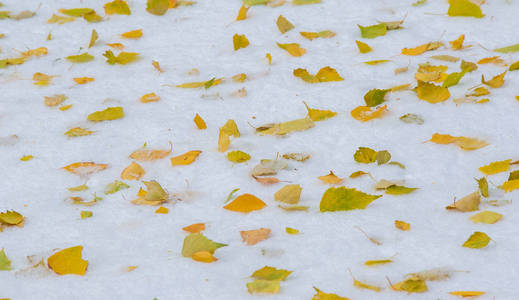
[462,231,490,248]
[446,191,480,212]
[276,15,294,33]
[501,179,519,192]
[147,0,169,15]
[121,29,142,39]
[155,206,169,214]
[470,211,502,224]
[247,280,280,294]
[170,150,202,166]
[350,105,387,122]
[476,177,488,197]
[64,162,108,176]
[304,102,337,121]
[224,193,266,213]
[130,142,172,161]
[192,251,217,263]
[358,23,386,38]
[395,220,410,231]
[256,117,314,135]
[385,185,418,195]
[236,5,249,21]
[391,278,428,293]
[449,291,485,297]
[0,211,24,225]
[132,180,168,205]
[183,223,205,233]
[44,94,67,107]
[227,150,251,163]
[494,43,519,53]
[400,113,424,125]
[448,0,484,18]
[277,42,306,57]
[104,180,130,194]
[364,259,392,266]
[47,246,88,275]
[402,41,442,56]
[233,34,249,50]
[416,81,450,103]
[193,113,207,129]
[311,287,350,300]
[241,228,271,245]
[318,171,343,184]
[300,30,335,40]
[274,184,302,204]
[120,162,145,180]
[481,72,506,88]
[181,233,227,257]
[364,89,389,107]
[73,77,95,84]
[103,50,139,65]
[104,0,131,15]
[0,249,11,270]
[87,107,124,121]
[356,40,372,53]
[353,147,377,163]
[320,186,381,212]
[65,127,94,137]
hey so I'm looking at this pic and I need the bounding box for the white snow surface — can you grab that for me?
[1,0,519,299]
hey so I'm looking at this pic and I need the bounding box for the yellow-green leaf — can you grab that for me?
[312,287,349,299]
[256,117,314,135]
[87,107,124,121]
[0,210,23,225]
[104,0,131,15]
[470,211,502,224]
[66,53,94,63]
[416,81,450,103]
[146,0,169,15]
[247,280,280,294]
[320,186,381,212]
[277,42,306,57]
[276,15,294,34]
[0,248,11,271]
[385,185,418,195]
[358,23,387,39]
[251,266,292,281]
[448,0,484,18]
[65,127,94,137]
[462,231,490,248]
[103,50,139,65]
[356,40,372,53]
[476,177,488,197]
[227,150,250,163]
[59,8,95,17]
[353,147,377,163]
[80,210,93,219]
[364,88,389,107]
[494,43,519,53]
[181,234,227,257]
[304,102,337,121]
[105,180,130,194]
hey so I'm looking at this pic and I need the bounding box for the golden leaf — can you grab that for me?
[277,42,306,57]
[47,246,88,276]
[120,162,145,180]
[350,105,387,122]
[121,29,142,39]
[240,228,271,245]
[318,171,343,184]
[194,113,207,129]
[446,192,480,212]
[130,142,172,161]
[182,223,205,233]
[63,162,108,176]
[170,150,201,166]
[223,193,266,213]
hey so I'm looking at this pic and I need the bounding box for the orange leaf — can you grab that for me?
[194,113,207,129]
[183,223,205,234]
[170,150,202,166]
[252,175,280,185]
[241,228,271,245]
[73,77,94,84]
[120,162,145,180]
[318,171,343,184]
[429,133,457,144]
[223,193,266,213]
[236,5,249,21]
[192,251,217,263]
[350,105,387,122]
[121,29,142,39]
[47,246,88,276]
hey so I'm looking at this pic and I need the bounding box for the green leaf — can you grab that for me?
[224,188,240,203]
[462,231,490,248]
[385,185,418,195]
[476,177,488,197]
[353,147,377,163]
[494,43,519,53]
[146,0,169,15]
[375,150,391,165]
[364,88,389,107]
[399,113,424,125]
[397,278,428,293]
[320,186,381,212]
[442,71,466,88]
[0,249,11,271]
[251,266,292,281]
[448,0,484,18]
[470,211,502,224]
[105,180,130,194]
[181,234,227,257]
[87,107,124,121]
[246,280,280,294]
[358,24,387,39]
[66,53,94,63]
[227,150,251,163]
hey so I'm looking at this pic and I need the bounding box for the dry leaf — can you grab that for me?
[170,150,201,166]
[318,171,343,184]
[241,228,271,245]
[121,162,145,180]
[130,142,172,161]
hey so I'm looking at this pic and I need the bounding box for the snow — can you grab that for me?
[1,0,519,299]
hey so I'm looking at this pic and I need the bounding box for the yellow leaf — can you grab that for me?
[176,78,223,89]
[320,186,381,212]
[152,60,164,72]
[47,246,88,276]
[462,231,490,248]
[286,227,299,234]
[66,53,94,63]
[364,259,392,266]
[130,142,172,161]
[277,42,306,57]
[247,280,280,294]
[224,193,266,213]
[416,81,450,103]
[0,210,24,225]
[104,0,131,15]
[364,59,391,65]
[120,162,145,180]
[350,105,387,122]
[140,92,160,103]
[303,102,337,121]
[402,41,442,56]
[146,0,169,15]
[233,34,249,50]
[227,150,250,163]
[266,53,272,64]
[276,15,294,33]
[315,66,343,82]
[132,180,168,205]
[33,72,56,86]
[88,29,98,48]
[240,228,271,245]
[218,129,230,152]
[454,136,489,150]
[44,94,67,107]
[448,0,484,18]
[355,40,372,53]
[312,287,350,300]
[450,34,465,50]
[358,23,386,39]
[87,107,124,121]
[256,117,314,135]
[183,223,205,233]
[446,191,480,212]
[318,171,343,184]
[170,150,201,166]
[232,73,247,82]
[121,29,142,39]
[469,211,502,224]
[63,162,107,176]
[181,233,227,257]
[251,266,292,281]
[193,113,207,129]
[103,50,139,65]
[73,77,94,84]
[391,278,428,293]
[477,56,504,65]
[106,43,125,50]
[192,251,217,263]
[501,179,519,192]
[155,206,169,214]
[353,147,377,163]
[395,220,410,231]
[429,133,457,144]
[481,72,506,88]
[449,291,485,297]
[468,86,489,96]
[47,14,75,24]
[80,210,93,219]
[274,184,302,204]
[221,119,240,137]
[353,278,381,292]
[236,5,249,21]
[21,47,48,57]
[20,155,33,161]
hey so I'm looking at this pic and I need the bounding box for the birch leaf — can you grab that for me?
[481,72,506,88]
[476,177,488,197]
[147,0,169,15]
[224,193,266,213]
[320,187,381,212]
[446,191,480,212]
[391,278,428,293]
[470,211,502,224]
[247,280,280,294]
[350,105,387,122]
[87,107,124,121]
[241,228,271,245]
[130,143,172,161]
[48,14,75,24]
[276,15,294,33]
[236,5,248,21]
[252,266,292,281]
[64,162,108,176]
[66,53,94,63]
[0,211,24,225]
[88,29,98,48]
[318,171,343,184]
[501,179,519,192]
[416,81,450,103]
[181,233,227,257]
[494,43,519,53]
[120,162,145,180]
[358,24,386,39]
[0,249,11,271]
[191,251,217,263]
[193,113,206,129]
[104,0,131,15]
[395,220,411,231]
[104,180,130,194]
[121,29,142,39]
[183,223,205,233]
[65,127,94,137]
[227,150,250,163]
[385,185,418,195]
[312,287,349,300]
[277,42,306,57]
[462,231,490,248]
[354,147,377,163]
[233,34,249,50]
[274,184,302,204]
[356,40,372,53]
[304,102,337,121]
[364,89,389,107]
[103,50,139,65]
[448,0,484,18]
[47,246,88,276]
[170,150,201,166]
[364,259,392,266]
[449,291,485,297]
[256,117,314,135]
